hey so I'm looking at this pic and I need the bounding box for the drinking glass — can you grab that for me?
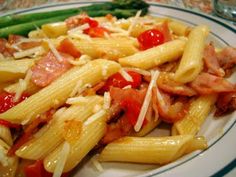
[213,0,236,22]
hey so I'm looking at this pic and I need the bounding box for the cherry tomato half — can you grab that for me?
[98,71,142,94]
[138,29,164,50]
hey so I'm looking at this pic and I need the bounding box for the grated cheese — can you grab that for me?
[122,85,132,89]
[68,32,92,41]
[124,67,151,76]
[103,92,111,110]
[68,55,91,66]
[13,46,45,59]
[127,10,142,35]
[66,96,89,105]
[52,142,70,177]
[119,69,133,82]
[134,70,160,132]
[91,154,103,172]
[84,110,106,126]
[67,23,90,34]
[44,38,64,62]
[93,104,102,113]
[13,69,32,102]
[70,80,82,97]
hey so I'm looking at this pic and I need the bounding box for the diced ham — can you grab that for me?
[190,72,235,95]
[156,20,172,42]
[157,72,197,96]
[31,51,74,87]
[215,92,236,116]
[152,87,189,123]
[203,43,225,77]
[217,47,236,77]
[0,38,15,57]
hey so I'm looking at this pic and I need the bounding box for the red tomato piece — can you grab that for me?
[84,26,109,38]
[155,21,172,42]
[57,38,81,58]
[24,160,69,177]
[0,119,21,129]
[120,98,142,126]
[0,91,29,113]
[80,17,98,28]
[138,29,164,50]
[98,71,142,94]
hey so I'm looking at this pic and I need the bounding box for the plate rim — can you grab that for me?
[1,1,236,177]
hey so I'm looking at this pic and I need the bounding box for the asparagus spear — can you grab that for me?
[0,8,148,38]
[0,0,149,28]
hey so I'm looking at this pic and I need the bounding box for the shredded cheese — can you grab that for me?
[127,10,142,35]
[13,69,32,102]
[91,154,104,172]
[134,70,160,132]
[103,92,111,110]
[122,85,132,89]
[67,23,90,34]
[93,104,102,113]
[52,142,70,177]
[119,69,133,82]
[66,96,89,105]
[13,46,45,59]
[124,67,151,76]
[70,80,82,97]
[68,32,92,41]
[68,55,91,66]
[44,38,64,62]
[84,110,106,126]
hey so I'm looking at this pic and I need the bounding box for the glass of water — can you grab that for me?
[213,0,236,22]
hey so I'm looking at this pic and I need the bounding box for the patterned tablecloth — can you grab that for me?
[1,0,213,13]
[0,0,235,25]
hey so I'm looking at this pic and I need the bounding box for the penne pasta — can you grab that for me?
[0,59,120,124]
[71,38,138,60]
[4,80,40,95]
[172,94,217,135]
[0,125,12,146]
[174,25,209,83]
[15,96,103,160]
[118,39,186,69]
[0,59,34,83]
[43,110,108,173]
[0,139,18,177]
[99,135,207,164]
[169,21,191,36]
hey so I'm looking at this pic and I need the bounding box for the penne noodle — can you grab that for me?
[72,38,138,60]
[4,80,40,95]
[169,21,192,36]
[0,59,34,83]
[0,125,12,146]
[44,110,107,173]
[0,139,18,177]
[16,96,103,160]
[0,59,120,124]
[172,94,217,135]
[118,39,186,69]
[174,25,209,83]
[99,135,207,164]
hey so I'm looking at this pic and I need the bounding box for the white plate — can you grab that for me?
[2,1,236,177]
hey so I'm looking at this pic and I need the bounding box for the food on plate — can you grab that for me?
[0,0,235,176]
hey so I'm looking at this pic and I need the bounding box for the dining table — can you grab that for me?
[0,0,235,177]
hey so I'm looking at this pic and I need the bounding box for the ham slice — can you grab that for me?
[190,72,235,95]
[215,92,236,116]
[203,43,225,77]
[31,51,74,87]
